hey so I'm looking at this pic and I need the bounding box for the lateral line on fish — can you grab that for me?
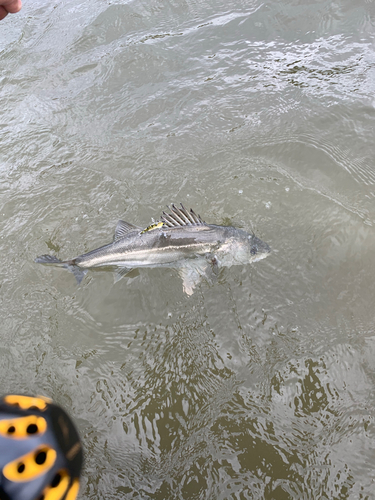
[83,242,209,262]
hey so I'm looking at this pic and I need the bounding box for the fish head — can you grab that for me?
[215,227,271,266]
[246,233,271,262]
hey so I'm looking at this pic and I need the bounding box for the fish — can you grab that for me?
[35,204,271,295]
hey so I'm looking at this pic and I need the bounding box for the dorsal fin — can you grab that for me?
[114,220,140,240]
[159,204,205,227]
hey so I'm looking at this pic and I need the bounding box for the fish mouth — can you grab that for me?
[250,237,271,258]
[251,251,270,263]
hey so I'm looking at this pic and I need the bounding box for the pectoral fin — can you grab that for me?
[178,259,218,296]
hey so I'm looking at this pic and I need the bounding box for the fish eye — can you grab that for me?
[250,245,257,255]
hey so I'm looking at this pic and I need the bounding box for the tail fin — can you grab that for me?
[35,255,88,284]
[68,265,88,284]
[35,255,64,265]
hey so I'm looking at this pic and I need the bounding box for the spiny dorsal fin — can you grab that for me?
[114,220,140,240]
[159,204,205,227]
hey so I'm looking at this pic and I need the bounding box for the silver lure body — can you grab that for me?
[35,204,271,294]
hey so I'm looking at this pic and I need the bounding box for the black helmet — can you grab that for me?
[0,395,83,500]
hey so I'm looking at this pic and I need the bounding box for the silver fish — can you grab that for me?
[35,204,271,295]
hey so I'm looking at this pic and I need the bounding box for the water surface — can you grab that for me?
[1,0,375,498]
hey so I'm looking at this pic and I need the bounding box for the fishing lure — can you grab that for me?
[0,394,83,500]
[140,221,164,234]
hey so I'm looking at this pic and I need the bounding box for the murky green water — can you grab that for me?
[1,0,375,498]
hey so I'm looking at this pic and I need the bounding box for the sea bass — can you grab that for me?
[35,204,271,295]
